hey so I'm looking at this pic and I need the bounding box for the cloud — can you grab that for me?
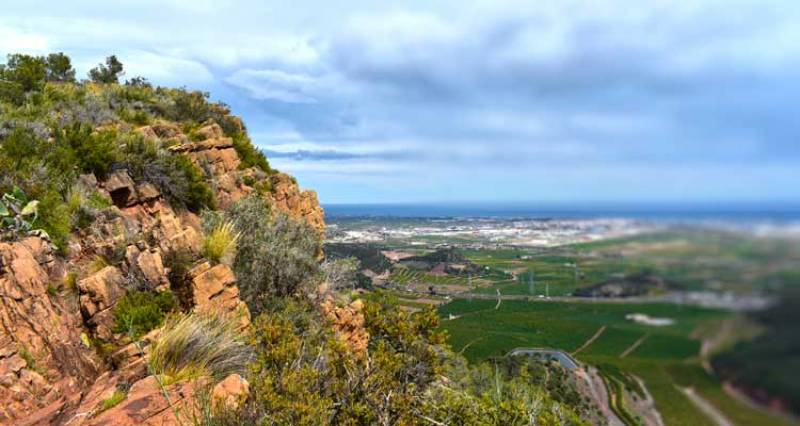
[123,51,214,85]
[1,0,799,202]
[225,69,323,103]
[0,26,49,53]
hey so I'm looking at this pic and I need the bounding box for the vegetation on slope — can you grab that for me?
[0,52,273,249]
[712,288,800,416]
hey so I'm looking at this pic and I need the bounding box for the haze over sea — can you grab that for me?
[324,201,800,223]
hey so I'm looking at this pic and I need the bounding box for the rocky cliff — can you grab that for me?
[0,117,323,425]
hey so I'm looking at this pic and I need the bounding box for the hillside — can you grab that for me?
[0,53,592,425]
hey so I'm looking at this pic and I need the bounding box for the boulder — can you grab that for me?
[195,121,225,140]
[212,373,249,410]
[103,170,136,208]
[320,298,369,356]
[135,183,160,203]
[79,266,125,315]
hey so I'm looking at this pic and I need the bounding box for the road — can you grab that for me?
[507,348,579,370]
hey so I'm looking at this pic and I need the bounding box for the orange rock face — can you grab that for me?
[0,238,102,423]
[0,116,322,424]
[188,261,251,328]
[266,172,326,237]
[82,375,196,426]
[320,298,369,356]
[212,373,250,410]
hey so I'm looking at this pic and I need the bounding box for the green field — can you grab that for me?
[388,266,472,287]
[460,231,800,297]
[438,299,791,426]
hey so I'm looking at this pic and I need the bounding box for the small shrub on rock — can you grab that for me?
[202,220,240,266]
[113,290,178,339]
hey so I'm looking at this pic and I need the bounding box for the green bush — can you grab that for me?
[122,135,215,211]
[216,196,321,312]
[53,123,118,179]
[231,132,271,173]
[113,290,178,339]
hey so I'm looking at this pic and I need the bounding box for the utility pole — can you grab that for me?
[546,282,550,298]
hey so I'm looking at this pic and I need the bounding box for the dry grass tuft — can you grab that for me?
[203,221,240,266]
[148,312,251,385]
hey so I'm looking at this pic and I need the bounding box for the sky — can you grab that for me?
[2,0,799,204]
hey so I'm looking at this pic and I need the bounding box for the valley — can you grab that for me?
[327,215,800,426]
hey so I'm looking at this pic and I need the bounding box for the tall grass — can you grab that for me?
[148,313,251,385]
[203,221,240,266]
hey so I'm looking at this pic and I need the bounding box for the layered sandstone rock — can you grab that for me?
[188,261,250,328]
[1,115,323,424]
[266,172,325,236]
[320,298,369,356]
[0,238,102,423]
[83,375,196,426]
[78,266,126,341]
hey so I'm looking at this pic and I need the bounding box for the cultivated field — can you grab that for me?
[437,299,791,426]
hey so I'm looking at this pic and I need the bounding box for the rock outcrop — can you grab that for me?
[153,120,325,236]
[320,298,369,356]
[188,261,250,328]
[266,172,325,236]
[79,266,126,341]
[0,238,102,423]
[1,115,323,424]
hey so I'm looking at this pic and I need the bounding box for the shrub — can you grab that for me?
[231,132,271,173]
[221,196,321,312]
[64,272,78,292]
[53,123,118,179]
[122,135,215,211]
[203,220,240,265]
[67,184,111,230]
[113,290,178,339]
[321,257,360,291]
[167,90,212,123]
[148,312,251,384]
[101,389,127,411]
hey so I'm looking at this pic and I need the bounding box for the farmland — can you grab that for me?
[328,216,800,425]
[437,299,792,426]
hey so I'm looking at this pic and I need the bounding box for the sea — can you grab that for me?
[323,201,800,224]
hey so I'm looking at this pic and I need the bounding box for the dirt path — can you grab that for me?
[619,333,650,358]
[579,367,625,426]
[680,386,734,426]
[572,325,606,356]
[699,318,737,373]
